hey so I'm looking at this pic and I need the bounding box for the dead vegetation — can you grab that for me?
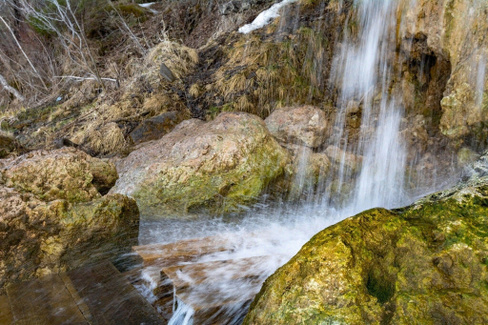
[0,0,346,157]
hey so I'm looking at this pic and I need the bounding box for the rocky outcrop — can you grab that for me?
[400,0,488,142]
[265,106,327,148]
[245,157,488,324]
[1,147,118,202]
[112,112,290,216]
[0,148,139,293]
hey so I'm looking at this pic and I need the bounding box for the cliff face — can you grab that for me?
[398,0,488,144]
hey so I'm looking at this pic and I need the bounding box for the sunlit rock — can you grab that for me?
[1,147,117,202]
[265,106,327,148]
[112,112,290,216]
[0,186,139,293]
[400,0,488,141]
[0,148,139,293]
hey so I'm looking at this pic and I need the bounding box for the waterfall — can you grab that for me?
[326,0,410,214]
[154,0,461,324]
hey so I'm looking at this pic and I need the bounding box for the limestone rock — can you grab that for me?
[0,186,139,293]
[265,106,327,148]
[112,112,290,216]
[129,111,187,144]
[325,145,362,174]
[245,177,488,324]
[400,0,488,140]
[285,145,330,199]
[1,147,118,203]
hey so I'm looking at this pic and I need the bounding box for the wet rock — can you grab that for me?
[265,106,327,148]
[325,145,362,174]
[0,186,139,293]
[0,148,138,293]
[129,111,187,144]
[245,173,488,324]
[285,145,330,200]
[1,147,118,202]
[112,112,290,216]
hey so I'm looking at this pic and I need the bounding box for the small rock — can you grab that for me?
[325,145,362,173]
[265,106,327,148]
[129,111,187,144]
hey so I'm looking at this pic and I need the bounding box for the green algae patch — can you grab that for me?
[245,184,488,324]
[2,147,117,203]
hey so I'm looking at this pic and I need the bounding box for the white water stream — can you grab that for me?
[133,0,469,324]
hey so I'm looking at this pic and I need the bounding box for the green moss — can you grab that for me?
[246,182,488,324]
[134,140,287,215]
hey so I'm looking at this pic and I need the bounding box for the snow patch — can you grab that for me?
[238,0,298,34]
[138,2,156,8]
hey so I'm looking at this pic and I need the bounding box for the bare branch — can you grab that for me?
[54,75,117,82]
[0,73,25,101]
[0,15,48,90]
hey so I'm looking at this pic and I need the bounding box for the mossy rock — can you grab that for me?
[112,112,290,216]
[2,147,118,203]
[0,186,139,293]
[245,181,488,324]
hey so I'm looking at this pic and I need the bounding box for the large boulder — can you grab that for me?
[1,147,118,202]
[245,164,488,324]
[112,112,290,216]
[0,148,139,293]
[265,106,327,148]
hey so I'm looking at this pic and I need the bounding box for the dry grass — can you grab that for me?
[208,27,332,118]
[146,40,199,80]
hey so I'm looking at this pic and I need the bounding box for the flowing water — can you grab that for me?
[132,0,472,323]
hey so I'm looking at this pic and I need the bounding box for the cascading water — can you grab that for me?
[326,0,409,214]
[133,0,463,324]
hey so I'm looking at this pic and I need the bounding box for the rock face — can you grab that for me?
[0,148,139,293]
[245,168,488,324]
[112,112,290,216]
[265,106,327,148]
[2,147,118,202]
[400,0,488,141]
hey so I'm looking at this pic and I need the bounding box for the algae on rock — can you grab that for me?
[245,178,488,324]
[112,112,290,216]
[0,148,139,294]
